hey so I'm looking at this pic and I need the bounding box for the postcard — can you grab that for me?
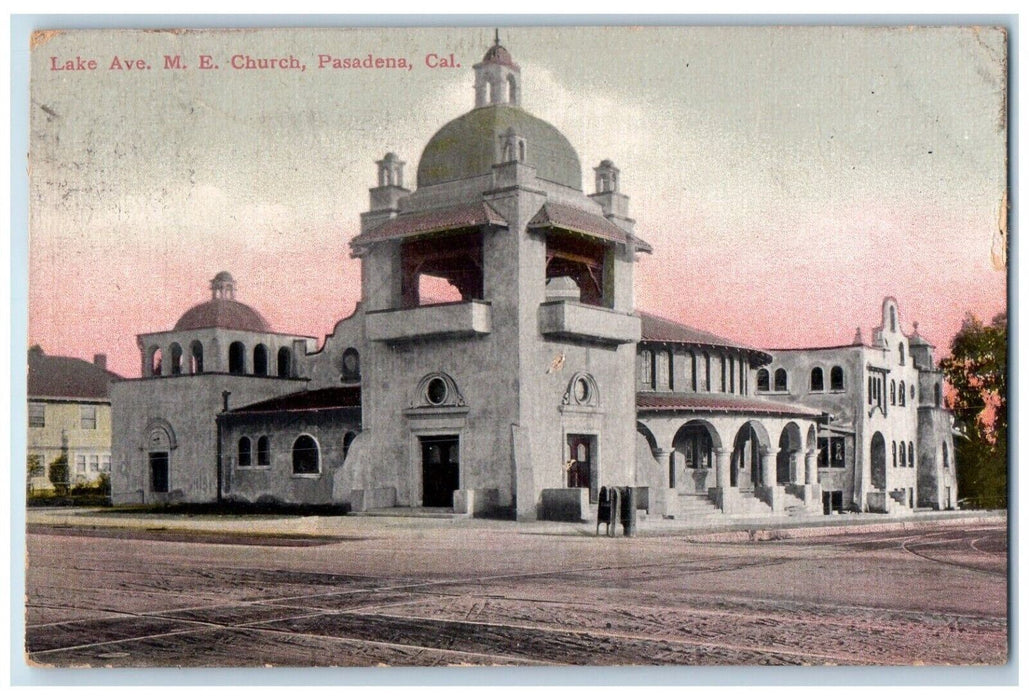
[24,24,1008,670]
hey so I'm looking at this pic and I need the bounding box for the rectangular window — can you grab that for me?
[75,454,86,474]
[817,437,829,468]
[80,405,97,429]
[101,454,111,472]
[29,403,45,428]
[830,437,845,469]
[89,455,100,472]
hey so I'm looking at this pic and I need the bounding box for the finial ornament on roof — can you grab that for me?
[495,28,500,46]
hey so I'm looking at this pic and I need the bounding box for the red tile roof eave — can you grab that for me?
[352,202,507,245]
[222,405,360,416]
[635,394,823,418]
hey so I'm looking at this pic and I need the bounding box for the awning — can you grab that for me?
[352,202,507,246]
[527,201,653,253]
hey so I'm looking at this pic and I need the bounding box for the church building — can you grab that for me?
[109,37,958,521]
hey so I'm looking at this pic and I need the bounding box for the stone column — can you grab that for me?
[652,448,674,517]
[714,448,732,513]
[805,449,818,485]
[759,448,781,512]
[654,449,672,487]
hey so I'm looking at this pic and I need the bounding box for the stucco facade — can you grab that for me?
[108,38,958,521]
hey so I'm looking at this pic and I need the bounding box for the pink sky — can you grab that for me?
[27,27,1007,378]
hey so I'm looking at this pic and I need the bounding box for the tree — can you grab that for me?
[47,453,70,496]
[940,312,1007,508]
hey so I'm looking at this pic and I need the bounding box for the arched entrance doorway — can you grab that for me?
[672,420,722,493]
[776,422,803,484]
[731,421,768,492]
[870,432,887,490]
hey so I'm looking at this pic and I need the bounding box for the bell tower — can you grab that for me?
[474,31,521,108]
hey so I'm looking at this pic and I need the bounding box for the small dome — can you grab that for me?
[212,271,235,284]
[417,104,582,189]
[174,298,271,333]
[481,42,517,68]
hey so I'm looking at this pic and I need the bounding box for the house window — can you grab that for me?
[170,343,183,375]
[899,442,906,467]
[899,343,906,366]
[908,442,914,468]
[701,352,711,392]
[29,402,45,428]
[719,356,726,393]
[757,368,770,392]
[830,366,844,391]
[899,381,906,406]
[292,435,320,475]
[89,454,100,472]
[257,436,270,466]
[892,441,897,467]
[75,454,86,474]
[818,437,845,468]
[101,454,111,472]
[342,347,361,382]
[943,442,950,470]
[774,368,788,392]
[810,367,824,392]
[238,436,252,467]
[687,351,697,391]
[830,437,845,468]
[278,347,292,378]
[80,405,97,429]
[890,380,896,405]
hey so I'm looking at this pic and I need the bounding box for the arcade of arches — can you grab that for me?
[637,414,822,515]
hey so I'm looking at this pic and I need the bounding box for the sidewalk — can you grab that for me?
[25,505,1007,542]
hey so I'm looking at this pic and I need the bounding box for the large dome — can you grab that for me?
[416,104,582,190]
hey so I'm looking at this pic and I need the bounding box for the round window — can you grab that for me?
[426,377,448,405]
[574,377,590,403]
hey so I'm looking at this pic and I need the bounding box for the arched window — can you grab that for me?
[757,368,770,392]
[278,347,292,378]
[934,383,942,407]
[639,350,654,389]
[830,366,844,391]
[890,306,897,332]
[892,441,897,467]
[774,368,788,392]
[342,347,360,382]
[739,359,746,395]
[810,367,824,392]
[702,352,711,392]
[942,442,950,470]
[169,343,183,375]
[899,381,906,406]
[292,435,320,475]
[899,343,906,365]
[238,436,252,467]
[868,376,874,404]
[899,441,906,466]
[149,346,163,376]
[890,380,896,405]
[729,356,736,393]
[229,342,246,375]
[253,344,268,376]
[908,442,914,468]
[190,340,204,374]
[343,431,357,461]
[508,74,519,104]
[719,355,727,392]
[256,436,270,466]
[687,351,697,391]
[656,350,670,390]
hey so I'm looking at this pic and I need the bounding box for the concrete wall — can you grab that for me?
[110,374,307,504]
[221,407,360,505]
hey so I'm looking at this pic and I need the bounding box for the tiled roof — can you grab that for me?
[636,392,823,418]
[352,202,507,245]
[174,298,271,333]
[226,386,361,414]
[638,311,771,363]
[28,349,121,400]
[527,201,653,253]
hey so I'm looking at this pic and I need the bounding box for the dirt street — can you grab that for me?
[25,518,1008,667]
